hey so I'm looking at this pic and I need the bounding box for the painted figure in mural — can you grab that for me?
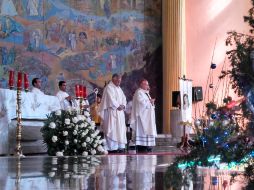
[129,14,136,27]
[56,81,72,110]
[31,29,42,50]
[98,74,127,153]
[31,78,45,95]
[0,0,17,16]
[27,0,39,16]
[69,31,77,50]
[110,54,117,70]
[130,79,157,152]
[89,18,95,30]
[1,47,15,65]
[56,72,65,83]
[1,47,8,65]
[104,0,111,19]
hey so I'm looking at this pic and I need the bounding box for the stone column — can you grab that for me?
[162,0,186,133]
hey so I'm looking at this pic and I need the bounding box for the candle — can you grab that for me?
[24,73,29,90]
[75,85,80,97]
[79,85,83,98]
[8,70,14,88]
[83,86,87,98]
[17,72,22,89]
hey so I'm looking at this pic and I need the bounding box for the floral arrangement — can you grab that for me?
[43,156,101,183]
[41,109,107,156]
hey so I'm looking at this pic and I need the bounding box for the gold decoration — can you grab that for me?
[15,88,24,157]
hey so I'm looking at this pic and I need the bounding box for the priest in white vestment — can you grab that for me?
[99,74,127,153]
[31,78,44,95]
[130,79,157,152]
[56,81,72,110]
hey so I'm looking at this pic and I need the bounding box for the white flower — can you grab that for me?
[104,150,108,155]
[87,118,91,123]
[80,123,85,128]
[82,142,87,147]
[56,151,63,156]
[82,151,88,156]
[55,110,61,116]
[64,173,70,178]
[63,131,68,136]
[48,172,55,177]
[91,121,96,126]
[84,123,88,127]
[95,130,100,135]
[63,164,68,170]
[66,107,72,112]
[52,136,58,143]
[65,140,69,145]
[93,143,98,148]
[52,157,58,165]
[98,140,102,144]
[97,145,104,152]
[49,122,56,129]
[91,133,96,138]
[101,139,106,144]
[81,132,86,137]
[84,111,90,117]
[97,136,101,140]
[73,164,78,172]
[90,168,96,174]
[72,117,78,123]
[65,118,70,125]
[74,139,78,143]
[77,115,83,121]
[75,125,78,130]
[73,130,77,135]
[91,149,96,155]
[86,137,91,142]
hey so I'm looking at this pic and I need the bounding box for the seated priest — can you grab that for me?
[31,78,45,95]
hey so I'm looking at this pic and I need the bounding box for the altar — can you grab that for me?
[0,88,61,154]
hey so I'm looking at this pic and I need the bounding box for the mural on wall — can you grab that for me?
[0,0,162,129]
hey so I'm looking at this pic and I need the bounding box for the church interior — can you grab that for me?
[0,0,253,189]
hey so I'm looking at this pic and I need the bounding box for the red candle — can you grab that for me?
[17,72,22,89]
[75,85,80,97]
[83,86,87,98]
[24,73,29,90]
[79,85,83,98]
[8,70,14,88]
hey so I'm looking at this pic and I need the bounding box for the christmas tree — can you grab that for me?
[165,1,254,189]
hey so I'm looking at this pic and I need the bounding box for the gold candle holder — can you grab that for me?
[79,97,83,115]
[15,156,21,190]
[15,88,23,157]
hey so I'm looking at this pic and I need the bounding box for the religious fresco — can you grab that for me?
[0,0,162,129]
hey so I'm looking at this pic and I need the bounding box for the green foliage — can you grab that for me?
[41,109,106,156]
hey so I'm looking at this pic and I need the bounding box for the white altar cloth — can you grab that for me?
[0,88,61,154]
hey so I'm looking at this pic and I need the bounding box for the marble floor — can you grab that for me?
[0,153,246,190]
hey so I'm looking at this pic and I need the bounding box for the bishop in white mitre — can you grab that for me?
[130,79,157,152]
[98,74,127,152]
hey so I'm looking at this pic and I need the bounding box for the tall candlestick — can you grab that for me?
[75,85,80,98]
[24,73,29,91]
[9,70,14,89]
[17,72,22,89]
[83,86,87,98]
